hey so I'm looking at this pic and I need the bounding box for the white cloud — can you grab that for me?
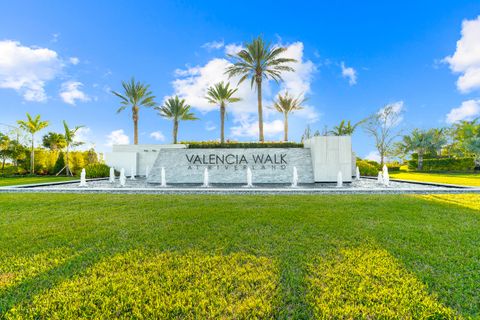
[341,62,357,85]
[150,131,166,141]
[0,40,62,102]
[364,150,381,163]
[205,121,216,131]
[69,57,80,65]
[72,127,96,150]
[230,117,284,138]
[378,101,404,126]
[172,41,319,140]
[446,99,480,123]
[59,81,90,105]
[202,40,224,50]
[224,43,243,55]
[106,129,129,146]
[444,16,480,92]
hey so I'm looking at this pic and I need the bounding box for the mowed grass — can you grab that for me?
[390,171,480,187]
[1,194,479,319]
[0,176,77,187]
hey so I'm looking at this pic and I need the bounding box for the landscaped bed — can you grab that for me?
[390,171,480,187]
[1,194,479,318]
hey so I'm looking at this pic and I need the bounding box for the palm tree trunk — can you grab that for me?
[173,120,178,144]
[31,134,35,174]
[284,112,288,142]
[418,151,424,171]
[256,78,264,142]
[66,146,70,176]
[220,103,225,144]
[133,106,139,145]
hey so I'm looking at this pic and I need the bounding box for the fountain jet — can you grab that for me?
[79,168,87,187]
[145,166,149,179]
[291,166,299,188]
[202,168,210,187]
[120,168,126,187]
[337,171,343,188]
[160,167,167,187]
[245,167,253,187]
[130,166,136,180]
[382,164,390,187]
[356,166,360,181]
[377,172,383,184]
[109,167,115,183]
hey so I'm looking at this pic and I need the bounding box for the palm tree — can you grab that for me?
[272,92,305,141]
[112,78,156,144]
[56,121,84,176]
[17,113,49,174]
[156,96,198,144]
[42,132,67,151]
[226,36,296,142]
[330,120,365,136]
[206,82,241,143]
[398,129,435,170]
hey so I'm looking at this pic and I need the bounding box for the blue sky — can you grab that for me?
[1,1,480,159]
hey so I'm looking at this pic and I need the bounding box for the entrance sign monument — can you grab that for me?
[105,136,353,184]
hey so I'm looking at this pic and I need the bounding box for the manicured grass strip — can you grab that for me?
[389,172,480,186]
[0,176,76,187]
[0,194,479,318]
[307,247,456,318]
[414,194,480,211]
[6,250,278,319]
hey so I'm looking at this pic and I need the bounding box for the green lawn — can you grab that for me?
[0,176,77,187]
[1,194,479,319]
[390,171,480,187]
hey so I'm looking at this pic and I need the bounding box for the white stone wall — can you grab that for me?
[304,136,352,182]
[105,144,186,176]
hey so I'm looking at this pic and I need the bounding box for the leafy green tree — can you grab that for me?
[330,120,365,136]
[53,151,66,175]
[396,129,436,170]
[272,92,305,141]
[226,36,296,141]
[156,96,198,144]
[0,133,10,173]
[42,132,67,151]
[17,113,49,174]
[56,121,84,176]
[448,119,480,157]
[206,82,241,143]
[112,78,157,144]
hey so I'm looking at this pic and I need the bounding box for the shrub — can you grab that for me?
[53,152,66,175]
[356,160,379,176]
[182,141,303,148]
[84,163,110,178]
[407,157,475,172]
[386,163,401,172]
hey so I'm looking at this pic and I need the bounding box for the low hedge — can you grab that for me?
[357,160,379,177]
[386,163,401,172]
[407,157,475,172]
[182,141,303,149]
[85,163,111,178]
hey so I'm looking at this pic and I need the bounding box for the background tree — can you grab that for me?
[206,81,241,143]
[17,113,49,174]
[330,120,365,136]
[156,96,198,144]
[272,92,305,141]
[226,36,296,142]
[56,121,84,176]
[448,119,479,157]
[112,78,156,144]
[42,132,67,151]
[363,104,403,166]
[0,133,10,174]
[396,129,435,170]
